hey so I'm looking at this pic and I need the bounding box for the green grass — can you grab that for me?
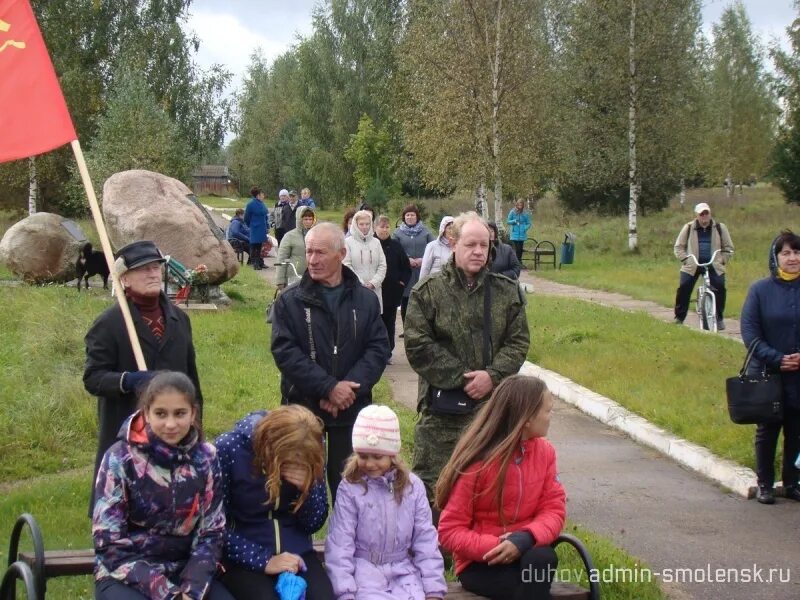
[528,295,756,468]
[529,185,799,317]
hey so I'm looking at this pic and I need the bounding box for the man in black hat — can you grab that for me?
[83,240,203,515]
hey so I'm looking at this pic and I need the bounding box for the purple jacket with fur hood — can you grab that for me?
[325,470,447,600]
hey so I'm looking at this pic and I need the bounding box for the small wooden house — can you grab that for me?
[191,165,237,196]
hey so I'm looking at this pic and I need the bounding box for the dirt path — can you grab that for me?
[519,271,742,341]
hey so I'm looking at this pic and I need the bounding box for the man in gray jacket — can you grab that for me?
[673,202,734,329]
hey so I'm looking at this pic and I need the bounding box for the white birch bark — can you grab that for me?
[679,178,686,208]
[492,0,504,228]
[627,0,639,251]
[28,157,37,216]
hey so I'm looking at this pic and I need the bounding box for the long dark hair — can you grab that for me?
[435,375,549,521]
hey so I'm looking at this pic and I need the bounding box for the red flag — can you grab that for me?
[0,0,76,163]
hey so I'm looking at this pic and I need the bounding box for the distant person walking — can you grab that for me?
[740,230,800,505]
[244,186,269,270]
[673,202,734,329]
[392,204,434,323]
[375,215,411,360]
[506,199,531,263]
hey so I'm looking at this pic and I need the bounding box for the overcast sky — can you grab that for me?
[187,0,797,92]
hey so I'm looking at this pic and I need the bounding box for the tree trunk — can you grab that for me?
[679,178,686,208]
[725,172,733,198]
[475,181,487,217]
[492,0,504,228]
[627,0,639,251]
[28,157,37,216]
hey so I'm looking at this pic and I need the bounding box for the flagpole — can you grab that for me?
[70,140,148,371]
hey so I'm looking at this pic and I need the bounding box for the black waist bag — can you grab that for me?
[428,281,491,416]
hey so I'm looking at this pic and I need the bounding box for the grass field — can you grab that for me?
[527,185,799,317]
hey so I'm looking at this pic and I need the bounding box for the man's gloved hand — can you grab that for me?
[121,371,156,394]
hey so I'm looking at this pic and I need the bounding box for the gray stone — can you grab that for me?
[102,170,239,284]
[0,212,85,283]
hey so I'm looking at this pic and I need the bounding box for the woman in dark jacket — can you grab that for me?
[244,186,269,270]
[488,222,521,280]
[216,406,334,600]
[84,241,202,516]
[375,215,412,360]
[392,204,434,323]
[740,230,800,504]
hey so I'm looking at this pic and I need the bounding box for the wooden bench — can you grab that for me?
[3,513,598,599]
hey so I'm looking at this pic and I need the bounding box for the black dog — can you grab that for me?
[76,242,109,291]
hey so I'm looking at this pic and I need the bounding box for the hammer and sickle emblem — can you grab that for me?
[0,18,27,53]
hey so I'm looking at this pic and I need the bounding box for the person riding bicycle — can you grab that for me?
[673,202,734,329]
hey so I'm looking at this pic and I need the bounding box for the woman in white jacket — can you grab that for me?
[419,216,455,279]
[344,210,387,312]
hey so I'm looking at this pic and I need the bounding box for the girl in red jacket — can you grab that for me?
[436,375,566,600]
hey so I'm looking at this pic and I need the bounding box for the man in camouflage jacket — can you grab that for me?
[405,212,530,503]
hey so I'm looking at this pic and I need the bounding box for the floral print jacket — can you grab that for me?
[92,411,225,599]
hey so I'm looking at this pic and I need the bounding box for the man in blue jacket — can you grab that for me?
[270,222,389,501]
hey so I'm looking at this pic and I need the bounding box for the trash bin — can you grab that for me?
[560,232,576,268]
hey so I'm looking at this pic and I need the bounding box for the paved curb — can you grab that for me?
[519,361,758,498]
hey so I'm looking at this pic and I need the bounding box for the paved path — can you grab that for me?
[518,271,742,341]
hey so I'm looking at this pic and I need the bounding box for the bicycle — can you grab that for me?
[686,249,732,332]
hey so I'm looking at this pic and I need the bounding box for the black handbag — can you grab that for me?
[428,281,492,415]
[726,339,784,425]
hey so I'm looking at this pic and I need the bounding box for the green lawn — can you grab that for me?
[528,185,797,317]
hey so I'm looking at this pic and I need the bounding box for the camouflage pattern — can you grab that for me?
[405,258,530,499]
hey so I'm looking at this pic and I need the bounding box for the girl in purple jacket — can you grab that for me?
[325,405,447,600]
[93,371,232,600]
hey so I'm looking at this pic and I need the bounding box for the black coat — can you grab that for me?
[270,267,389,427]
[490,241,521,280]
[84,292,202,508]
[379,236,412,310]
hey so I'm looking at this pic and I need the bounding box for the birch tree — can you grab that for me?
[704,1,777,193]
[556,0,702,249]
[399,0,556,224]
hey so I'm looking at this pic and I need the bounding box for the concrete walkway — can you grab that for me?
[518,271,742,341]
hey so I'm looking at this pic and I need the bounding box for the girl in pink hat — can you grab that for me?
[324,405,446,600]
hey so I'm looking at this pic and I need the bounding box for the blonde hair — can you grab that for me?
[451,211,490,242]
[252,405,325,513]
[435,375,549,523]
[342,452,411,503]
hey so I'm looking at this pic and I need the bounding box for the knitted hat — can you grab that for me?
[352,405,401,456]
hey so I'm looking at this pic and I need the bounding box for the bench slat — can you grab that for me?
[19,547,589,599]
[19,550,95,578]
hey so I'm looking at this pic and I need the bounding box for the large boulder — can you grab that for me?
[102,170,239,284]
[0,212,85,283]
